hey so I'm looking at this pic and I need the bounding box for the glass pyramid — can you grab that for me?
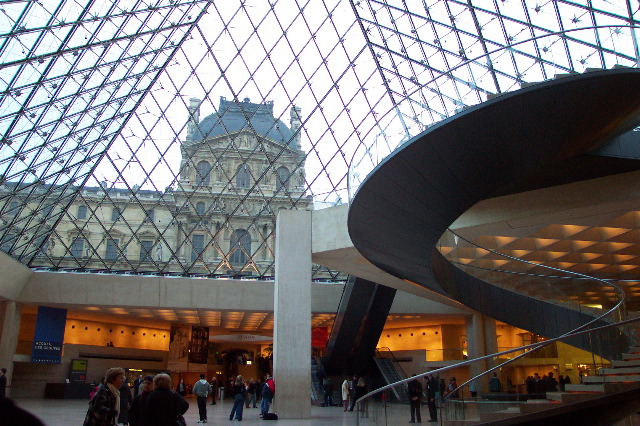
[0,0,638,279]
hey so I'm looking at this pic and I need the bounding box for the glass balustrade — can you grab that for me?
[352,227,633,424]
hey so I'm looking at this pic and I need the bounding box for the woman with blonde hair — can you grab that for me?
[83,367,125,425]
[229,375,246,421]
[141,373,189,426]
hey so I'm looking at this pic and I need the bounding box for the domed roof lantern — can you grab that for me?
[185,96,302,149]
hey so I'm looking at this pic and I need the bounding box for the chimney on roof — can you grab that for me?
[186,98,201,141]
[290,105,302,149]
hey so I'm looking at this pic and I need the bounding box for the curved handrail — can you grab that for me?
[347,24,640,202]
[354,226,630,423]
[355,317,640,424]
[435,231,628,406]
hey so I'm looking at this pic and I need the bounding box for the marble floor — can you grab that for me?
[12,397,382,426]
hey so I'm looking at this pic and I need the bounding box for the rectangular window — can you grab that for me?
[70,237,85,259]
[191,235,205,262]
[144,209,154,223]
[111,207,121,222]
[106,239,119,261]
[77,205,87,220]
[140,240,153,262]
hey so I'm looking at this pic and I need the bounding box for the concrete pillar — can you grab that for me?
[0,301,22,397]
[273,210,311,418]
[465,313,497,393]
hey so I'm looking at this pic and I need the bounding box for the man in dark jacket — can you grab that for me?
[408,374,422,423]
[142,374,189,426]
[426,374,438,422]
[129,375,153,426]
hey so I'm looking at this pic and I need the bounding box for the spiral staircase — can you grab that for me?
[347,68,640,424]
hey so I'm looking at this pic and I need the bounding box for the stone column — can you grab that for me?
[0,301,22,397]
[273,210,311,418]
[465,313,497,393]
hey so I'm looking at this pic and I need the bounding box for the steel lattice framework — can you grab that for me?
[0,0,638,279]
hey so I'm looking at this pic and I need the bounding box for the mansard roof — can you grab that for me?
[186,97,297,148]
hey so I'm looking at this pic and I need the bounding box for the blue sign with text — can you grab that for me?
[31,306,67,363]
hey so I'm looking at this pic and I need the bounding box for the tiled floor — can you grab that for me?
[12,397,374,425]
[12,396,640,426]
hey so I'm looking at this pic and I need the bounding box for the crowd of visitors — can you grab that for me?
[82,368,279,425]
[525,371,566,398]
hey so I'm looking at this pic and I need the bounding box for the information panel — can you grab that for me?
[31,306,67,363]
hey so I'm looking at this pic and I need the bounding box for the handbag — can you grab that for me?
[172,391,187,426]
[176,414,186,426]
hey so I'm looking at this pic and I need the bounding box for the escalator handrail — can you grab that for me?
[376,346,409,380]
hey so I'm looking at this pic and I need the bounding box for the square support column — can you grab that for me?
[466,313,497,393]
[0,301,22,397]
[273,210,312,419]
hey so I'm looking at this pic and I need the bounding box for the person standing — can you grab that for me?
[355,377,367,415]
[448,377,459,399]
[118,377,133,425]
[229,375,246,421]
[545,372,558,392]
[341,376,350,412]
[408,375,422,424]
[426,374,438,422]
[209,376,217,405]
[193,374,212,424]
[489,373,502,392]
[0,368,7,398]
[246,378,257,408]
[83,367,125,426]
[323,377,334,407]
[176,378,186,397]
[133,375,143,397]
[469,378,478,397]
[142,374,188,426]
[260,374,275,418]
[129,375,153,426]
[348,375,358,411]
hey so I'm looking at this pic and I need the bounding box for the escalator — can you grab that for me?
[322,275,396,376]
[374,348,409,402]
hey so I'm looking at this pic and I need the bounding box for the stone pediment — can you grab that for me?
[198,129,296,156]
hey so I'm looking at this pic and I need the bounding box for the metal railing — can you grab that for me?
[354,229,633,424]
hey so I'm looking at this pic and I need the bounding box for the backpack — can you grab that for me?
[262,382,273,399]
[263,412,278,420]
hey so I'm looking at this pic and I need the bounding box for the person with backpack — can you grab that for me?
[192,374,212,423]
[408,375,422,423]
[260,374,275,418]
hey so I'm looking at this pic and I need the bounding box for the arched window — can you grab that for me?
[229,229,251,265]
[196,161,211,186]
[195,202,206,216]
[276,167,290,191]
[236,164,250,189]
